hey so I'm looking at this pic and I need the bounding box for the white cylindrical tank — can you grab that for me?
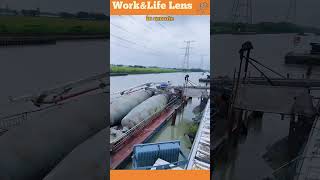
[110,90,153,126]
[121,94,168,129]
[0,93,107,180]
[43,128,107,180]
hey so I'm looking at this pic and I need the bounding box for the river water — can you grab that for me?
[110,72,207,94]
[212,34,320,180]
[0,40,108,114]
[110,72,209,169]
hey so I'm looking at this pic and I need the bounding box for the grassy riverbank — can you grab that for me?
[111,65,180,74]
[0,16,108,36]
[212,22,320,34]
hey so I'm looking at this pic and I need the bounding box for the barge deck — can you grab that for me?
[110,103,180,169]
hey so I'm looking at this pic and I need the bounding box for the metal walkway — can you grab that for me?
[233,84,316,115]
[181,85,210,98]
[295,117,320,180]
[187,100,210,170]
[183,88,209,98]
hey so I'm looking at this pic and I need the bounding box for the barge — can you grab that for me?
[110,84,185,169]
[110,81,210,169]
[285,42,320,65]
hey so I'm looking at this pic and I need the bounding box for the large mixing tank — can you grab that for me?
[43,128,107,180]
[121,94,169,129]
[0,93,107,180]
[110,90,153,126]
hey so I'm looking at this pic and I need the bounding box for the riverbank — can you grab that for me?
[110,73,128,76]
[111,65,180,75]
[0,16,108,38]
[211,22,320,35]
[0,35,109,46]
[110,65,209,75]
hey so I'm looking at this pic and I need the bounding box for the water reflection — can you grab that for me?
[214,114,273,180]
[0,40,108,116]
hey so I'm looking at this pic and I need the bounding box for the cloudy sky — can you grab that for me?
[212,0,320,27]
[110,16,210,69]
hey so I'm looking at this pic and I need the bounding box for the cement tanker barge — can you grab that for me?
[110,83,185,169]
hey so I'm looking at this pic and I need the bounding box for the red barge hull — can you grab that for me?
[110,106,178,169]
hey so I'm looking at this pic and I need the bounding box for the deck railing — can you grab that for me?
[111,96,180,152]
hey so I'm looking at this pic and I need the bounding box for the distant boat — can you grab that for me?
[199,78,210,83]
[285,43,320,65]
[199,74,210,83]
[285,52,320,65]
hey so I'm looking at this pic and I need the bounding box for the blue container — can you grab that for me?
[159,83,169,89]
[134,144,159,167]
[132,141,184,169]
[158,142,180,163]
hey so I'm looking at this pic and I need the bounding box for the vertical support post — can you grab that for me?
[243,46,252,82]
[171,109,178,126]
[238,109,246,130]
[288,114,296,158]
[184,96,188,105]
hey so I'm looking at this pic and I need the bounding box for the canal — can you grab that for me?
[212,34,320,179]
[0,40,108,115]
[111,72,209,169]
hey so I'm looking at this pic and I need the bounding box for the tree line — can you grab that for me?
[2,8,108,20]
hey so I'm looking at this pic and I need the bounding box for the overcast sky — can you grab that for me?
[110,16,210,69]
[212,0,320,27]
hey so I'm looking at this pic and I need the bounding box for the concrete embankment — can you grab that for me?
[110,73,128,76]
